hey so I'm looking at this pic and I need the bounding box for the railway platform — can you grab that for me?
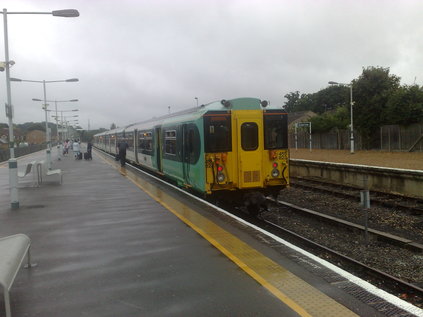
[0,148,421,317]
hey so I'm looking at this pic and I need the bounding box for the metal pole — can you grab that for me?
[309,122,312,152]
[3,9,19,209]
[43,80,52,169]
[295,123,298,150]
[350,85,355,154]
[55,101,62,160]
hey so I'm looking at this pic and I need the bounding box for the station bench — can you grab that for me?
[17,161,37,187]
[36,160,63,185]
[0,234,36,317]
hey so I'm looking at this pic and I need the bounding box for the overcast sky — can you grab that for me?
[0,0,422,130]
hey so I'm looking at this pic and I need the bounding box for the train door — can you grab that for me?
[235,111,263,188]
[181,124,188,183]
[155,127,162,172]
[181,124,195,184]
[134,129,139,163]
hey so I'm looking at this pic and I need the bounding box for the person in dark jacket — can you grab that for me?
[117,141,129,167]
[86,141,93,160]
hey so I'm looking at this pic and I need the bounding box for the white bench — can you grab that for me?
[36,160,63,185]
[0,234,36,317]
[17,161,37,186]
[46,168,63,184]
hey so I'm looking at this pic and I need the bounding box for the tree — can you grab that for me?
[110,123,116,130]
[352,66,400,148]
[313,86,349,114]
[283,91,301,113]
[283,91,317,113]
[284,86,349,114]
[309,106,349,133]
[383,85,423,125]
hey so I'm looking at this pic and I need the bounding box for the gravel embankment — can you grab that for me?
[265,186,423,286]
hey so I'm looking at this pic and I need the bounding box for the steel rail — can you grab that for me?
[266,197,423,252]
[290,177,423,215]
[261,217,423,300]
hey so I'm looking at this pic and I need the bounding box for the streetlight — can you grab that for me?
[51,109,79,141]
[195,97,198,107]
[61,115,79,140]
[328,81,355,154]
[1,8,79,210]
[11,77,79,169]
[33,98,78,159]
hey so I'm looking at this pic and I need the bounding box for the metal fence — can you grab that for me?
[380,123,423,152]
[289,122,423,152]
[289,129,363,151]
[0,144,46,162]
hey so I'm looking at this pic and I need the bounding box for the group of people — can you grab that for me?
[62,139,92,160]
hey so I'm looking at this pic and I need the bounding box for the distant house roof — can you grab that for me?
[288,111,317,127]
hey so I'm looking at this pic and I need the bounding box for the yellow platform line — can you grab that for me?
[104,156,358,317]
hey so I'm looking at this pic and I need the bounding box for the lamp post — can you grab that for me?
[11,78,79,169]
[52,109,79,140]
[195,97,198,107]
[1,8,79,210]
[33,98,78,160]
[328,81,355,154]
[60,115,79,140]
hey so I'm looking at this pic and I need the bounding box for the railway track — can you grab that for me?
[267,197,423,253]
[291,176,423,215]
[260,214,423,307]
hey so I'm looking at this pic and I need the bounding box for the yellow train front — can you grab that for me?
[203,98,289,211]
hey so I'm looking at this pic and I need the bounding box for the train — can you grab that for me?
[93,97,289,213]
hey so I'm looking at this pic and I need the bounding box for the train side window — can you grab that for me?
[264,114,288,149]
[139,131,153,153]
[164,130,177,155]
[241,122,258,151]
[127,132,134,151]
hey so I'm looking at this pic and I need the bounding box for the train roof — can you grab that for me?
[95,97,282,136]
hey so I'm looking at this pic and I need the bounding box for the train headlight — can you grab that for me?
[217,172,225,183]
[271,168,280,178]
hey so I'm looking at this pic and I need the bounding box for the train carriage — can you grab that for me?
[95,97,289,209]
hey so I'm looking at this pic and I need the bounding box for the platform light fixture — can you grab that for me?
[328,81,355,154]
[1,8,79,209]
[32,98,78,160]
[11,77,79,170]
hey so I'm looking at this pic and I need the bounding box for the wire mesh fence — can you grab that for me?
[289,123,423,152]
[0,144,46,162]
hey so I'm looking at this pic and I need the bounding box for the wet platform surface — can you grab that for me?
[0,147,421,317]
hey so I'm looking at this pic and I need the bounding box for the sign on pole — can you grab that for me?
[295,122,312,151]
[5,103,13,119]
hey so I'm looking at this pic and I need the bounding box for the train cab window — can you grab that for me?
[164,130,177,155]
[204,115,232,153]
[264,114,288,149]
[241,122,258,151]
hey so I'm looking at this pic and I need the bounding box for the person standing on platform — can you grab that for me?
[117,140,129,167]
[87,141,93,159]
[73,140,81,159]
